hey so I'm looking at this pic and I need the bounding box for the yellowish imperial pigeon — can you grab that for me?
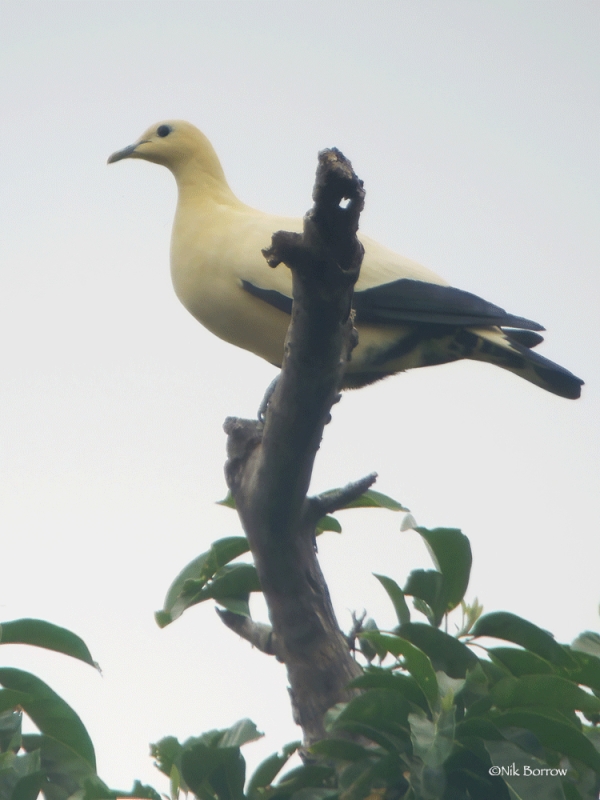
[109,121,583,400]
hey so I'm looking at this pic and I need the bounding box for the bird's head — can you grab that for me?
[107,120,227,186]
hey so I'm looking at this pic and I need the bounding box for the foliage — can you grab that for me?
[155,490,600,800]
[0,619,159,800]
[156,490,407,628]
[4,492,599,799]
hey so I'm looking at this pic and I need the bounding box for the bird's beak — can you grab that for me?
[107,140,149,164]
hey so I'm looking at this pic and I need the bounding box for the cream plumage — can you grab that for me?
[108,120,582,399]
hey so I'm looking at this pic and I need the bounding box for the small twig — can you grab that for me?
[306,473,378,523]
[215,608,281,659]
[346,610,367,651]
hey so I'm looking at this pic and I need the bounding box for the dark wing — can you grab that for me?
[352,279,544,330]
[242,280,292,314]
[242,277,544,332]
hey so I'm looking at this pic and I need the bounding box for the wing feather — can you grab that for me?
[352,279,544,330]
[242,277,544,332]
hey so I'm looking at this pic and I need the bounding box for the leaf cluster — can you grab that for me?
[0,619,158,800]
[157,490,405,627]
[155,490,600,800]
[3,489,599,800]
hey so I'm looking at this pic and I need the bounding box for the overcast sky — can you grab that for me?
[1,1,599,792]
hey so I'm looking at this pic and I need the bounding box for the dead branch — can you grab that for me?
[223,148,367,745]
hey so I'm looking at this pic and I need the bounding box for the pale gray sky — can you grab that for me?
[1,1,599,791]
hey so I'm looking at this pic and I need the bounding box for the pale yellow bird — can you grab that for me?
[108,121,582,399]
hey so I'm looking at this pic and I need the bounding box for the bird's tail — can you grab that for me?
[468,328,583,399]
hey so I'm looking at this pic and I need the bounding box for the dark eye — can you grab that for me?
[157,124,172,138]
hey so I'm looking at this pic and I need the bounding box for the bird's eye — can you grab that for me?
[157,125,172,138]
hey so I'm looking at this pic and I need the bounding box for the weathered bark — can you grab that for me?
[223,149,371,745]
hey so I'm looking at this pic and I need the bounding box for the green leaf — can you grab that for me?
[571,631,600,659]
[0,708,22,752]
[79,775,118,800]
[181,743,245,800]
[83,779,162,800]
[274,790,334,800]
[10,771,45,800]
[485,739,567,800]
[373,575,410,626]
[0,749,40,800]
[402,758,445,800]
[491,675,600,716]
[0,690,32,715]
[486,708,600,772]
[154,611,172,629]
[309,738,374,763]
[478,658,510,688]
[170,763,181,800]
[414,527,472,612]
[286,790,338,800]
[409,706,455,768]
[151,736,183,780]
[584,725,600,757]
[349,667,429,713]
[167,537,250,608]
[155,718,262,799]
[157,538,252,627]
[336,754,405,800]
[561,786,584,800]
[246,741,300,799]
[358,633,438,711]
[394,623,478,679]
[472,613,576,668]
[455,660,491,710]
[2,747,39,773]
[561,647,600,692]
[204,564,261,600]
[0,669,95,770]
[315,515,342,535]
[338,727,404,756]
[441,746,511,799]
[0,619,98,670]
[412,598,436,625]
[403,569,444,626]
[118,781,162,800]
[331,689,412,744]
[274,764,335,794]
[171,563,262,619]
[455,715,504,742]
[488,647,556,677]
[218,719,263,748]
[499,725,546,761]
[340,489,408,511]
[215,597,252,617]
[21,733,97,798]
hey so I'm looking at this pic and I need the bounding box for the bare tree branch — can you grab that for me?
[215,608,280,658]
[223,148,367,745]
[306,472,378,524]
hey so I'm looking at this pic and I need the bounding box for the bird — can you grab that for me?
[108,120,583,399]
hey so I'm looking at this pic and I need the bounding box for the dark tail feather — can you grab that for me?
[501,328,544,349]
[521,346,584,399]
[472,330,583,399]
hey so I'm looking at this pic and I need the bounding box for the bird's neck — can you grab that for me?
[171,153,243,209]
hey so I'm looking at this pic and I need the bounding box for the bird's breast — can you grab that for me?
[167,201,451,377]
[169,204,293,365]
